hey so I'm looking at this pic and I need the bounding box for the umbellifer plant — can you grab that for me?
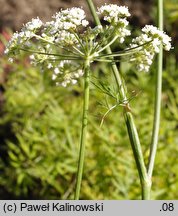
[5,0,171,199]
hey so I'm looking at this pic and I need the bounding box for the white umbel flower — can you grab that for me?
[142,25,171,51]
[130,25,171,72]
[5,5,171,85]
[52,60,84,87]
[97,4,131,43]
[98,4,130,23]
[53,7,89,30]
[4,18,43,55]
[25,17,43,31]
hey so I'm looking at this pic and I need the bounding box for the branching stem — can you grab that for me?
[86,0,150,199]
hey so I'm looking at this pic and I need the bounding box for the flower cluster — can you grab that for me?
[97,4,130,23]
[51,60,84,87]
[5,17,43,57]
[52,7,89,30]
[43,7,89,47]
[129,25,171,72]
[5,4,171,87]
[5,8,89,87]
[97,4,131,43]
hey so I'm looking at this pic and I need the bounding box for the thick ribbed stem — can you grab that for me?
[148,0,163,179]
[125,112,151,200]
[74,60,90,200]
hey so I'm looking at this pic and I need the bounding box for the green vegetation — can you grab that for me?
[0,0,178,200]
[0,50,177,199]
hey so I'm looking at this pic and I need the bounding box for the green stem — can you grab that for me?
[148,0,163,179]
[142,181,151,200]
[85,0,101,25]
[86,0,149,199]
[86,0,127,101]
[74,60,90,200]
[97,35,119,54]
[124,112,151,200]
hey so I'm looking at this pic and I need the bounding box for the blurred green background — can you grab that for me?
[0,0,178,199]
